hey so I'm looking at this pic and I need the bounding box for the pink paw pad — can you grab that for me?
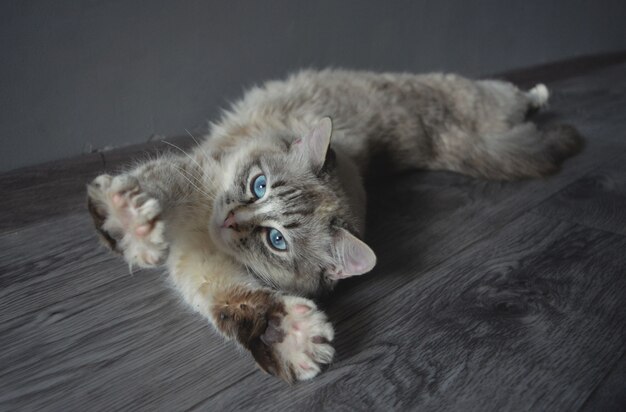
[135,224,152,237]
[293,304,313,314]
[112,193,125,207]
[299,362,313,371]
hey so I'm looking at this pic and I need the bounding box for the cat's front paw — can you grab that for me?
[261,296,335,382]
[214,292,335,383]
[87,174,168,267]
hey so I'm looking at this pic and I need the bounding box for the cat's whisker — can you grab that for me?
[164,145,218,190]
[180,165,214,195]
[155,148,211,193]
[173,165,215,201]
[184,128,201,147]
[161,139,206,175]
[245,265,278,289]
[184,129,215,173]
[173,163,206,187]
[188,163,218,189]
[174,167,213,200]
[182,129,221,186]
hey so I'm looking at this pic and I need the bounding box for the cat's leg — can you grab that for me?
[362,74,578,180]
[86,156,204,267]
[172,256,336,381]
[424,78,582,180]
[168,234,336,383]
[428,122,583,180]
[474,79,550,127]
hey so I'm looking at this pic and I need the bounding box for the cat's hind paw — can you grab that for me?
[87,174,169,267]
[261,296,335,382]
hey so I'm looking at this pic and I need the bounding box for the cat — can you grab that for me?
[87,69,582,382]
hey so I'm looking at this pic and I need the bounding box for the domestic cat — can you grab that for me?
[87,69,582,382]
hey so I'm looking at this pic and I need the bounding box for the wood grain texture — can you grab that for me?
[1,58,626,411]
[581,352,626,412]
[202,214,626,411]
[533,153,626,236]
[329,62,626,319]
[0,214,263,410]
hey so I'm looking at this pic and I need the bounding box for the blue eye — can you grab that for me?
[267,228,287,251]
[251,174,267,199]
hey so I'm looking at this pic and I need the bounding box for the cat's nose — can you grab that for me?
[222,211,239,231]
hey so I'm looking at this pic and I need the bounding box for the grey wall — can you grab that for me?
[2,0,626,172]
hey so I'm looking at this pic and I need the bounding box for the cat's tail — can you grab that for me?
[435,122,584,180]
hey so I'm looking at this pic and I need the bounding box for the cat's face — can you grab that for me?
[208,118,376,295]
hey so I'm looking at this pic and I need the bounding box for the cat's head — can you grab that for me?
[208,118,376,295]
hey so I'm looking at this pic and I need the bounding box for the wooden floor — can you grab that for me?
[1,55,625,411]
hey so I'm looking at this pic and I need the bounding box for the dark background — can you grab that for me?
[2,0,626,172]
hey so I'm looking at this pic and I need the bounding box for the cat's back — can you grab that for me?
[211,69,404,139]
[228,69,468,121]
[204,68,473,161]
[232,69,380,117]
[205,69,381,152]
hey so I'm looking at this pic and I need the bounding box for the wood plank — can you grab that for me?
[0,214,262,411]
[533,154,626,236]
[200,213,626,411]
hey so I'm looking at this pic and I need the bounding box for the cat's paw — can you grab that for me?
[262,296,335,382]
[213,291,335,383]
[87,174,168,267]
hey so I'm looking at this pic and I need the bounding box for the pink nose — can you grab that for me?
[222,211,238,231]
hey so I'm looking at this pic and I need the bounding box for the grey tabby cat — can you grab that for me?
[87,69,582,382]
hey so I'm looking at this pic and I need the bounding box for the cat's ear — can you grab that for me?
[292,117,333,173]
[328,228,377,279]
